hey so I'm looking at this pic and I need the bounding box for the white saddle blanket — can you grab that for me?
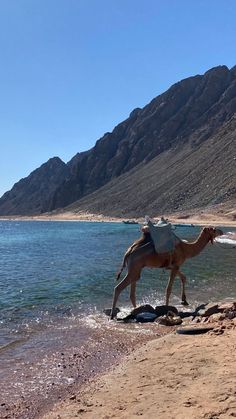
[147,220,179,254]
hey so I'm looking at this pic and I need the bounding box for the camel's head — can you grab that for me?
[203,227,224,244]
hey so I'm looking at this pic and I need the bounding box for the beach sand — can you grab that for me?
[43,322,236,419]
[1,207,236,227]
[0,199,235,227]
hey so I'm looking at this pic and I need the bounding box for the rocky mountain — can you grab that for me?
[0,65,236,216]
[65,114,236,217]
[0,158,69,215]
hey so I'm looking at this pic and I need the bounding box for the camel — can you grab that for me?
[110,226,223,319]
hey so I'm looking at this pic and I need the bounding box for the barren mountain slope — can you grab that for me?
[64,115,236,218]
[0,65,236,216]
[50,65,236,212]
[0,158,69,215]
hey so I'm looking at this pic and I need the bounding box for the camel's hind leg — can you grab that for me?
[130,281,137,308]
[177,270,189,306]
[110,271,139,319]
[165,266,178,306]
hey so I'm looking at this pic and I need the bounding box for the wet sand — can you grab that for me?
[0,314,176,419]
[43,323,236,419]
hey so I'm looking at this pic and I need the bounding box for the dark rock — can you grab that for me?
[103,307,120,317]
[218,301,236,311]
[194,303,206,313]
[157,312,182,326]
[197,303,220,317]
[154,305,178,317]
[117,304,156,322]
[178,310,196,319]
[116,304,179,323]
[208,313,226,322]
[225,310,236,320]
[135,312,158,323]
[177,326,214,335]
[191,317,201,323]
[130,304,157,316]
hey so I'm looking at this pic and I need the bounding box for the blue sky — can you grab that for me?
[0,0,235,197]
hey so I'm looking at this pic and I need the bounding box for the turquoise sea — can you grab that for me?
[1,220,236,346]
[0,220,235,415]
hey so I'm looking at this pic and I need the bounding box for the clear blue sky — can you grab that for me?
[0,0,235,197]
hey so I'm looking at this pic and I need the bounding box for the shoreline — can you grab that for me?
[0,209,236,227]
[43,322,236,419]
[0,316,177,419]
[1,305,235,419]
[0,209,235,417]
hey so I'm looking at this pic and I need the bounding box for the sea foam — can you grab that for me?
[216,232,236,246]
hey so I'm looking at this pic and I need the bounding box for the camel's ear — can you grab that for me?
[207,227,214,244]
[203,227,209,234]
[210,227,215,244]
[203,227,213,244]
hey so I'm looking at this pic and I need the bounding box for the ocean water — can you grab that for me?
[0,220,236,350]
[0,221,236,347]
[0,220,236,414]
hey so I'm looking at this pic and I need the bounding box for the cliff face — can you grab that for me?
[0,158,69,215]
[66,115,236,217]
[49,65,236,211]
[0,65,236,216]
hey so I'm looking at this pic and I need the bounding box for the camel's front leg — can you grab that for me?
[165,266,178,306]
[177,270,189,306]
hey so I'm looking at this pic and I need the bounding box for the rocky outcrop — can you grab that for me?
[0,65,236,215]
[104,301,236,329]
[0,157,69,215]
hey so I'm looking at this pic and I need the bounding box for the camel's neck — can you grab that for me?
[183,231,210,259]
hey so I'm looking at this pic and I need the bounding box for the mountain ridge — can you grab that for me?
[0,64,236,216]
[64,114,236,218]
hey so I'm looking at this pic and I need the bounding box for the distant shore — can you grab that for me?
[0,208,236,227]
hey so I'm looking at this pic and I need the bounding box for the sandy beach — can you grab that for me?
[43,321,236,419]
[0,205,236,227]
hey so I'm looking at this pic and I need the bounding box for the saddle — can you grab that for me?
[146,219,179,254]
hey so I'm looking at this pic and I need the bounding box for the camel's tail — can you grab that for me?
[116,235,151,281]
[116,250,130,281]
[116,260,126,281]
[116,242,138,281]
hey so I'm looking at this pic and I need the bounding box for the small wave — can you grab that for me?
[216,232,236,246]
[0,337,28,354]
[82,314,102,329]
